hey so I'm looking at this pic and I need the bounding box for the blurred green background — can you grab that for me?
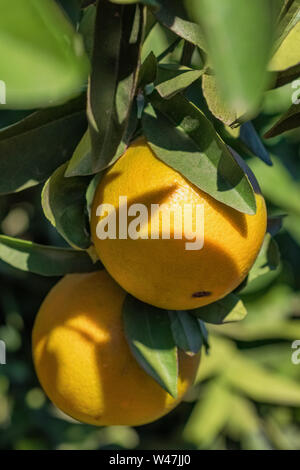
[1,2,300,451]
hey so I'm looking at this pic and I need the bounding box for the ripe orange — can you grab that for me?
[32,271,200,426]
[91,137,267,310]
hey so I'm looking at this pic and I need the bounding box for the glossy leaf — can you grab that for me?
[0,235,101,276]
[155,64,203,99]
[191,294,248,325]
[185,0,274,115]
[42,163,91,250]
[0,0,89,109]
[264,103,300,138]
[142,93,256,215]
[85,1,145,174]
[123,295,178,397]
[0,96,87,195]
[169,311,203,354]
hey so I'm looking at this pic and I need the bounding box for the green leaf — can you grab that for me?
[264,103,300,138]
[142,93,256,215]
[153,0,206,51]
[246,233,281,284]
[155,64,203,99]
[271,22,300,70]
[202,74,239,126]
[138,51,157,88]
[191,294,248,324]
[249,155,300,216]
[123,295,178,397]
[0,235,101,276]
[185,0,274,115]
[183,378,232,447]
[225,356,300,406]
[273,0,300,51]
[0,0,89,109]
[110,0,159,5]
[42,163,91,250]
[169,311,203,354]
[79,4,96,59]
[84,1,145,174]
[240,122,272,166]
[0,96,87,195]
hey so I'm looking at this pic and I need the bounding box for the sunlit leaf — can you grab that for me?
[191,294,248,325]
[142,93,256,215]
[0,235,100,276]
[185,0,274,115]
[155,64,203,99]
[0,0,89,109]
[184,378,232,447]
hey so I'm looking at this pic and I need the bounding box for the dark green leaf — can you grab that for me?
[156,37,182,63]
[0,96,87,195]
[198,320,210,353]
[123,295,178,397]
[191,294,248,324]
[275,63,300,87]
[79,4,97,59]
[0,235,101,276]
[264,103,300,138]
[169,310,203,354]
[0,0,89,109]
[142,93,256,215]
[57,0,82,24]
[110,0,160,5]
[138,52,157,88]
[185,0,274,115]
[240,122,272,166]
[154,0,206,51]
[42,163,91,249]
[66,100,139,177]
[82,1,145,175]
[155,64,203,99]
